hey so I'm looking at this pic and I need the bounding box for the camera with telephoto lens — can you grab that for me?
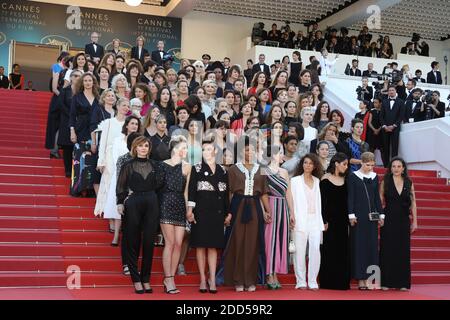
[423,90,433,105]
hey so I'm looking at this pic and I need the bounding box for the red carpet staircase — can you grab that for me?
[0,90,450,288]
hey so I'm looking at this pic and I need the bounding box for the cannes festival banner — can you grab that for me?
[0,0,182,72]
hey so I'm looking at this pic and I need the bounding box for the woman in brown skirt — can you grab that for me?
[217,135,271,292]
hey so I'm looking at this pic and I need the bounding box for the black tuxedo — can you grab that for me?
[362,70,378,78]
[427,70,443,84]
[380,97,405,166]
[131,46,149,64]
[252,63,271,80]
[346,68,362,77]
[0,75,9,89]
[404,99,424,123]
[151,50,167,66]
[413,77,426,83]
[84,43,104,61]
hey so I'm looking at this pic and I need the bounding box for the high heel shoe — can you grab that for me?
[164,276,179,294]
[207,279,217,294]
[134,283,144,294]
[143,283,153,294]
[50,151,61,159]
[199,281,207,293]
[111,241,119,247]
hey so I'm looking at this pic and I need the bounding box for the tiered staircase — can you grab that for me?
[0,90,449,288]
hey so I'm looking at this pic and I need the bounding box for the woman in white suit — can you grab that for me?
[291,153,324,290]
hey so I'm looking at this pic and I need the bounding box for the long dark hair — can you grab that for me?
[383,157,412,195]
[326,152,349,176]
[122,115,142,135]
[155,86,175,111]
[313,101,330,127]
[294,153,323,178]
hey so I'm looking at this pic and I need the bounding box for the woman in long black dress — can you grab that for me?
[288,51,302,87]
[69,73,100,196]
[366,98,383,156]
[57,70,82,177]
[347,152,384,290]
[380,157,418,291]
[319,152,351,290]
[187,138,230,294]
[116,136,163,294]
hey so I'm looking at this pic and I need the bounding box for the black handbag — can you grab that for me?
[363,179,380,222]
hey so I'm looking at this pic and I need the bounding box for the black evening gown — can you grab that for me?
[380,176,412,289]
[188,162,229,249]
[366,108,382,152]
[288,62,302,87]
[318,179,351,290]
[347,172,383,280]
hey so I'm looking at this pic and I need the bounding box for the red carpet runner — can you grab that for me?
[0,90,449,289]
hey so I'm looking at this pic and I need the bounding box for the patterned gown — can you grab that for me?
[264,168,290,275]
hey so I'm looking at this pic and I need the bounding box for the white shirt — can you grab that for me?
[159,51,164,59]
[93,43,97,53]
[138,47,142,59]
[319,56,337,76]
[303,126,318,150]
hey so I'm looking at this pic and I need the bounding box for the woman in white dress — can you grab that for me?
[94,98,130,216]
[291,153,324,290]
[103,115,141,245]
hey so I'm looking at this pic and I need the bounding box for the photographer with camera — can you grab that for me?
[356,77,374,101]
[404,88,424,123]
[267,23,282,42]
[380,86,405,167]
[421,90,446,121]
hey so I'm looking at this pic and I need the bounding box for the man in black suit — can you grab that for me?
[362,63,378,78]
[414,69,426,83]
[345,59,362,76]
[202,54,213,71]
[151,40,167,66]
[223,57,231,77]
[404,88,424,123]
[380,85,405,167]
[131,36,149,64]
[405,79,417,101]
[252,54,271,80]
[427,61,443,84]
[84,32,104,64]
[0,66,9,89]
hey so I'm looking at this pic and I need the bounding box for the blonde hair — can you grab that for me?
[361,152,375,163]
[300,106,314,119]
[169,135,188,154]
[99,88,117,106]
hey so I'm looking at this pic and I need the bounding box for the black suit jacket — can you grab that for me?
[84,43,104,60]
[252,63,271,80]
[0,75,9,89]
[362,70,378,78]
[131,46,149,64]
[427,71,443,84]
[380,97,405,128]
[413,77,426,83]
[346,68,362,77]
[151,50,167,66]
[404,99,424,123]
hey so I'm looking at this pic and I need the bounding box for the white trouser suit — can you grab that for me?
[291,175,324,289]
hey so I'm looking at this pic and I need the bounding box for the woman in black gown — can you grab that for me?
[380,157,418,291]
[366,98,383,156]
[187,138,230,294]
[69,73,100,196]
[347,152,384,290]
[288,51,302,87]
[57,70,82,177]
[319,153,351,290]
[116,136,164,294]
